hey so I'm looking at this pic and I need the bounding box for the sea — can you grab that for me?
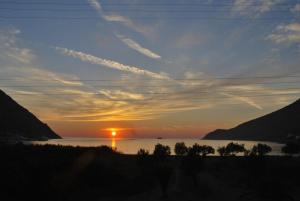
[28,137,284,155]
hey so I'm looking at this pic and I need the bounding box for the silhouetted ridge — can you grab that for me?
[0,89,61,141]
[203,98,300,142]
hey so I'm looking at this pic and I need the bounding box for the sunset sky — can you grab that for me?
[0,0,300,138]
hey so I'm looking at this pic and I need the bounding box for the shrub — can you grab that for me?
[200,145,215,156]
[217,146,227,156]
[137,148,149,156]
[174,142,188,156]
[137,149,151,167]
[225,142,246,156]
[153,144,171,158]
[281,142,300,156]
[188,143,202,156]
[251,143,272,156]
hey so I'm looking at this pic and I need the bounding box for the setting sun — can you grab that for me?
[111,131,117,137]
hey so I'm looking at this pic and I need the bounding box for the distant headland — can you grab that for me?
[203,98,300,142]
[0,89,61,143]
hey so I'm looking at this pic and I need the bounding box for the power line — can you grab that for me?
[0,15,297,20]
[0,1,298,6]
[6,93,300,102]
[1,81,300,87]
[3,87,300,95]
[0,8,295,12]
[1,75,300,81]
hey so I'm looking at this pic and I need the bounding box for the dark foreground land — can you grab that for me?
[1,144,300,201]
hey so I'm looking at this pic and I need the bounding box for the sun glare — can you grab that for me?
[111,131,117,137]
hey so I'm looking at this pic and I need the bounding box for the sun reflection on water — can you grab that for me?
[111,137,116,150]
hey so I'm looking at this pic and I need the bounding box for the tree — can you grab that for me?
[244,149,251,156]
[281,142,300,156]
[199,145,215,156]
[225,142,246,156]
[251,143,272,156]
[153,143,171,158]
[188,143,202,156]
[174,142,188,156]
[217,146,227,156]
[137,148,149,156]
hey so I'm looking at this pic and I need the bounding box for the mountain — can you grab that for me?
[0,89,61,141]
[203,98,300,142]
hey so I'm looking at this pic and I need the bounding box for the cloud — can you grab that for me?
[116,34,161,59]
[291,4,300,13]
[88,0,102,11]
[1,27,297,125]
[0,28,36,64]
[175,32,207,48]
[267,23,300,44]
[87,0,155,37]
[99,89,145,100]
[221,92,263,110]
[56,47,169,80]
[232,0,283,16]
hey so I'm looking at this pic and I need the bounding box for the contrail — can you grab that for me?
[87,0,149,36]
[222,92,263,110]
[116,34,161,60]
[56,47,170,80]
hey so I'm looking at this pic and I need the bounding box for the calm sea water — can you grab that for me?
[29,137,284,155]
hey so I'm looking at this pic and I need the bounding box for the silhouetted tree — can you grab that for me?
[217,146,227,156]
[137,148,149,156]
[137,149,150,163]
[251,143,272,156]
[188,143,202,156]
[153,144,171,158]
[199,145,215,156]
[225,142,246,156]
[136,149,152,174]
[244,149,251,156]
[282,142,300,156]
[174,142,188,156]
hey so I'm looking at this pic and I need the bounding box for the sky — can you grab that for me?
[0,0,300,138]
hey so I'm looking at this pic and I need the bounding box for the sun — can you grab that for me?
[111,131,117,137]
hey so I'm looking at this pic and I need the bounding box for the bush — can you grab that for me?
[217,146,227,156]
[281,142,300,155]
[174,142,188,156]
[200,145,215,156]
[251,143,272,156]
[137,148,149,156]
[225,142,246,156]
[217,143,245,156]
[137,149,151,169]
[153,144,171,158]
[188,143,202,156]
[187,144,215,157]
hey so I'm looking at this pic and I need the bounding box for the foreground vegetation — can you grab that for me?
[1,142,300,201]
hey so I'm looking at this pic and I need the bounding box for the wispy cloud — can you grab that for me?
[232,0,283,16]
[99,89,145,100]
[221,92,263,110]
[116,34,161,60]
[291,3,300,13]
[88,0,102,11]
[267,23,300,44]
[87,0,154,37]
[56,47,169,80]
